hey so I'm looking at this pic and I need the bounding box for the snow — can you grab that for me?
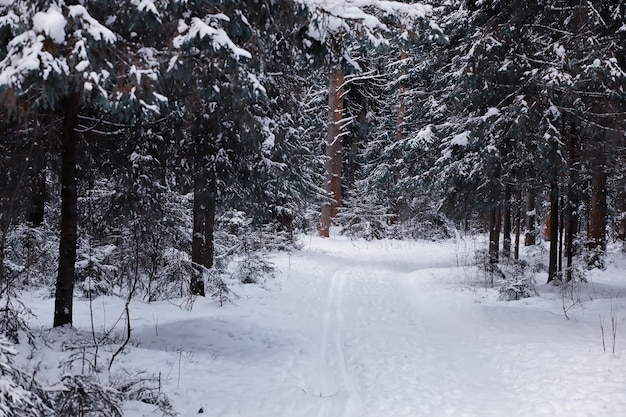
[451,130,470,146]
[409,124,435,148]
[32,7,66,45]
[67,5,116,44]
[302,0,431,43]
[0,4,118,91]
[18,235,626,416]
[132,0,159,17]
[173,17,251,59]
[482,107,500,121]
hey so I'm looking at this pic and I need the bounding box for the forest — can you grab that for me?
[0,0,625,416]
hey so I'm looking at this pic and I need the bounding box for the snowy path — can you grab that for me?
[25,236,626,416]
[127,237,626,416]
[311,262,508,417]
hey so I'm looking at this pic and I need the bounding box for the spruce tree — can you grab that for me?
[0,0,164,326]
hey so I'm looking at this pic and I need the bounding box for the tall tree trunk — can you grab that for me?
[191,136,216,297]
[28,139,46,226]
[558,197,564,272]
[545,196,552,241]
[565,198,578,281]
[547,182,559,283]
[502,185,511,257]
[565,123,580,281]
[396,49,407,142]
[54,94,80,327]
[320,67,345,237]
[488,206,501,264]
[390,49,408,223]
[524,190,536,246]
[514,190,521,260]
[588,166,607,253]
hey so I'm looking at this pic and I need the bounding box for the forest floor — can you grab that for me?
[19,233,626,416]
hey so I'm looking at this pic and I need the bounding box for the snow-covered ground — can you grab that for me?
[20,235,626,416]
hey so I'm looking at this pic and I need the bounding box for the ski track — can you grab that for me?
[317,266,360,417]
[312,260,510,417]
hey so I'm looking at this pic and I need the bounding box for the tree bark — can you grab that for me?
[54,94,80,327]
[191,136,216,297]
[488,206,501,264]
[502,185,511,257]
[396,49,407,142]
[28,139,46,226]
[320,67,345,237]
[524,191,535,246]
[390,49,408,223]
[547,183,559,283]
[565,123,580,281]
[514,190,521,260]
[588,166,607,253]
[558,197,564,272]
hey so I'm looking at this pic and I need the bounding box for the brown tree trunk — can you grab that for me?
[524,191,536,246]
[588,167,607,252]
[320,67,345,237]
[54,94,80,327]
[502,185,511,257]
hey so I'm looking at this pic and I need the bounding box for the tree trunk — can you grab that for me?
[547,183,559,283]
[488,206,501,264]
[588,166,607,252]
[514,190,521,260]
[524,191,535,246]
[191,136,216,297]
[565,124,580,281]
[545,195,552,241]
[28,139,46,226]
[565,198,577,281]
[396,49,407,142]
[54,94,80,327]
[390,49,408,223]
[558,197,564,272]
[320,67,345,237]
[502,185,511,257]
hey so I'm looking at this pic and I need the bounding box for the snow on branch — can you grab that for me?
[0,30,70,89]
[67,5,116,44]
[131,0,160,19]
[0,3,116,91]
[0,2,164,118]
[173,15,251,59]
[301,0,432,44]
[33,7,66,44]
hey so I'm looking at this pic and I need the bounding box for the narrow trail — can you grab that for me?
[311,261,509,417]
[317,267,360,417]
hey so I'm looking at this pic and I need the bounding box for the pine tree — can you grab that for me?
[0,0,164,326]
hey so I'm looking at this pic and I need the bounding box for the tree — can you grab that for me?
[301,0,434,237]
[0,0,164,326]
